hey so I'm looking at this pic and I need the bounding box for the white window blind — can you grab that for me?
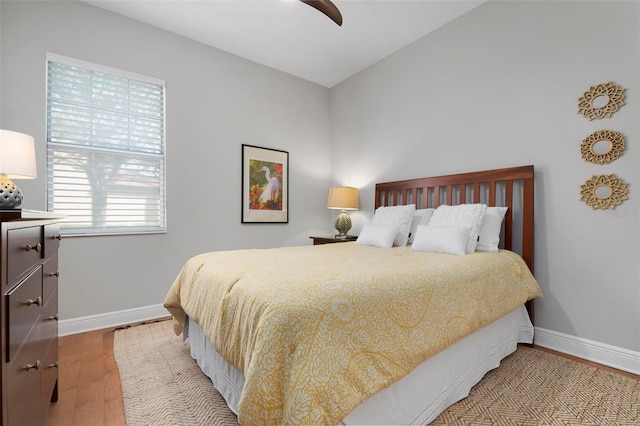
[46,54,166,235]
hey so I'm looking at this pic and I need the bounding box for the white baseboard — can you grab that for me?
[535,326,640,375]
[58,304,168,337]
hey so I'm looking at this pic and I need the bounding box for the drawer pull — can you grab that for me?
[25,243,42,253]
[51,234,62,240]
[47,314,59,321]
[47,361,59,369]
[25,296,43,307]
[24,360,41,371]
[47,271,60,277]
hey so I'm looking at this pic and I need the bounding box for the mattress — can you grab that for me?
[187,304,534,425]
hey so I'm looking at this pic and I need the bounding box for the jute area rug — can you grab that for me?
[114,320,639,425]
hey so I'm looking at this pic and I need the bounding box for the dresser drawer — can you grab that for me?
[44,223,61,260]
[7,326,44,426]
[7,225,43,286]
[41,337,59,405]
[6,267,42,363]
[41,287,58,351]
[43,252,59,306]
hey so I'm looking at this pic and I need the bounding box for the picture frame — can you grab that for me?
[241,144,289,223]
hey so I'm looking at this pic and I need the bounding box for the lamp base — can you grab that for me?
[0,176,23,209]
[334,211,352,237]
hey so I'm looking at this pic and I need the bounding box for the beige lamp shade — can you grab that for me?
[0,129,37,179]
[0,129,37,208]
[327,186,359,210]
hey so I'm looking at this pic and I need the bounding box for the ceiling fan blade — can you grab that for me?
[299,0,343,26]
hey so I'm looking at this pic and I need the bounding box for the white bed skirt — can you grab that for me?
[187,305,534,425]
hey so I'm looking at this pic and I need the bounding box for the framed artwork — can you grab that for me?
[241,144,289,223]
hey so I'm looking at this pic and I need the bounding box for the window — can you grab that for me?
[46,53,166,235]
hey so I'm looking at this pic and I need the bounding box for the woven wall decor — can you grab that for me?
[577,82,625,120]
[580,174,628,210]
[580,130,625,165]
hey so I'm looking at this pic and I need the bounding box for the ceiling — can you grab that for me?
[85,0,486,88]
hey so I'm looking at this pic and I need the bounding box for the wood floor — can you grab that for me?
[47,325,127,426]
[47,320,638,426]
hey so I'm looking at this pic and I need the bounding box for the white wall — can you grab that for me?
[330,1,640,353]
[0,1,332,319]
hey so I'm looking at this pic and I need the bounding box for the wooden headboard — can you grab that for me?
[375,165,535,319]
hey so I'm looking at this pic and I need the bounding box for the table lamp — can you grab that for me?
[0,129,37,209]
[327,186,359,238]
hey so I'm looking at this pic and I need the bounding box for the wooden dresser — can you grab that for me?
[1,210,62,425]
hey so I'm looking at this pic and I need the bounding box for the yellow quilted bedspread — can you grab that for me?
[164,243,542,425]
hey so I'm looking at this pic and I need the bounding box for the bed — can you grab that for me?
[164,165,542,425]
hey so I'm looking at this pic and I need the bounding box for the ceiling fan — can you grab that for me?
[299,0,343,26]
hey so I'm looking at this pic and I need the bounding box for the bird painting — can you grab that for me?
[259,166,280,204]
[243,146,287,221]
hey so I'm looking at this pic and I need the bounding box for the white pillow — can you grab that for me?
[371,204,416,246]
[408,208,435,244]
[411,225,470,255]
[355,224,400,248]
[476,206,508,252]
[429,204,487,254]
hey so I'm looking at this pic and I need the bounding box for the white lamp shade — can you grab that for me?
[327,186,359,210]
[0,129,37,179]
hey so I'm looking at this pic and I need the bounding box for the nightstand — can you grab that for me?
[310,236,357,245]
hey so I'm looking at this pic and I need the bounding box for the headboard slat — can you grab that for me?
[410,188,417,206]
[504,180,514,251]
[473,182,481,203]
[522,176,535,273]
[489,181,497,206]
